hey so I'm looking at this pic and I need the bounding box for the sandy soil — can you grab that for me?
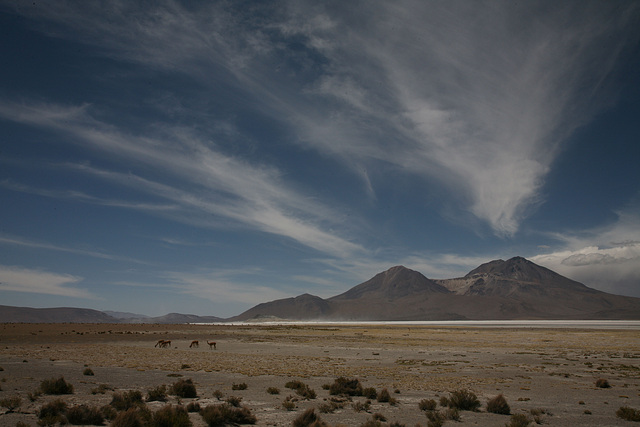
[0,323,639,426]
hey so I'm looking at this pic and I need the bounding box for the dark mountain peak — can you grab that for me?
[331,265,449,301]
[464,256,588,290]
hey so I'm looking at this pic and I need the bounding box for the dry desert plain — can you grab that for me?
[0,322,639,426]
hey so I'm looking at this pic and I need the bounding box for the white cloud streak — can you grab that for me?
[0,265,92,298]
[3,0,638,238]
[531,209,640,297]
[0,101,363,258]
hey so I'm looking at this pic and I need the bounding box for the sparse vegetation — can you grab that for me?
[187,402,201,413]
[151,404,192,427]
[110,390,144,411]
[226,395,243,407]
[292,408,327,427]
[419,398,437,411]
[37,398,68,426]
[83,367,95,376]
[505,413,532,427]
[328,377,363,396]
[147,384,168,402]
[282,395,297,411]
[65,404,105,425]
[266,386,280,395]
[200,403,257,426]
[362,387,377,399]
[40,376,74,395]
[91,384,113,395]
[596,378,611,388]
[110,406,152,427]
[213,389,224,400]
[617,406,640,422]
[352,400,371,412]
[487,394,510,415]
[232,382,248,390]
[285,380,316,399]
[446,389,480,411]
[376,388,396,405]
[171,378,197,398]
[0,395,21,412]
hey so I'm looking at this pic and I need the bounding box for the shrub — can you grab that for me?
[506,413,532,427]
[91,384,113,395]
[37,399,68,425]
[151,404,192,427]
[447,389,480,411]
[439,396,449,407]
[292,408,327,427]
[419,399,437,411]
[376,388,396,405]
[329,377,363,396]
[110,407,152,427]
[362,387,377,399]
[213,390,224,400]
[282,396,297,411]
[40,376,74,394]
[232,382,248,390]
[186,402,200,412]
[285,380,316,399]
[110,390,144,411]
[487,394,510,415]
[200,403,257,426]
[0,395,21,412]
[617,406,640,422]
[65,404,105,425]
[101,404,117,420]
[596,378,611,388]
[171,378,197,398]
[147,385,168,402]
[83,367,95,376]
[226,396,243,407]
[353,400,371,412]
[266,387,280,395]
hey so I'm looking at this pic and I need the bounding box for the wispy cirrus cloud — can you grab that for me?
[0,265,92,298]
[531,208,640,296]
[0,100,363,258]
[3,1,638,239]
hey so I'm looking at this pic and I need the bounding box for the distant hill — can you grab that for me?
[0,305,118,323]
[0,306,224,324]
[231,257,640,321]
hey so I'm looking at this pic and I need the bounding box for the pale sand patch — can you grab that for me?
[1,323,639,426]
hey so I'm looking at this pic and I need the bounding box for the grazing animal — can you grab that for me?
[207,340,217,350]
[155,339,171,348]
[189,340,199,348]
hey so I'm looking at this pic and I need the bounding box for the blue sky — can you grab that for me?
[1,1,639,317]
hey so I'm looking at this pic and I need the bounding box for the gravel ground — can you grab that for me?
[0,322,639,426]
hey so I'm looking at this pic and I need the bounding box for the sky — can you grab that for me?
[1,1,639,318]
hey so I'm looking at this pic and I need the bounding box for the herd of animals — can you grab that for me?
[154,339,216,349]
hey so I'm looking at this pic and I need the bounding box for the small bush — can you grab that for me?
[200,403,257,426]
[376,388,396,404]
[65,404,105,425]
[596,378,611,388]
[329,377,363,396]
[213,390,224,400]
[439,396,449,407]
[110,390,144,411]
[286,380,306,390]
[292,408,327,427]
[447,389,480,411]
[232,382,248,390]
[282,396,297,411]
[83,367,95,376]
[266,387,280,395]
[151,404,192,427]
[37,399,68,425]
[40,376,74,395]
[419,399,437,411]
[285,380,316,399]
[110,407,152,427]
[487,394,510,415]
[147,385,168,402]
[171,378,197,398]
[362,387,377,399]
[506,413,532,427]
[617,406,640,422]
[226,396,243,407]
[187,402,200,412]
[353,400,371,412]
[0,395,21,412]
[91,384,113,395]
[101,404,117,420]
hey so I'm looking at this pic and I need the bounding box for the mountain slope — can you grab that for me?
[0,305,118,323]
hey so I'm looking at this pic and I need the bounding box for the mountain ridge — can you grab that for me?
[2,257,639,323]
